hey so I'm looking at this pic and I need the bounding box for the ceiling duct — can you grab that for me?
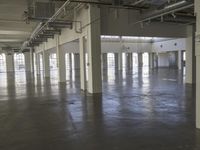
[2,47,12,51]
[42,29,61,34]
[26,2,55,21]
[48,21,73,28]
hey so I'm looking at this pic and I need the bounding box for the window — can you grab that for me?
[133,53,138,67]
[14,53,25,72]
[39,54,43,71]
[143,53,149,67]
[50,53,57,70]
[66,53,70,70]
[107,53,115,68]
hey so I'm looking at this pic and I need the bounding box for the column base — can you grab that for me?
[87,92,102,97]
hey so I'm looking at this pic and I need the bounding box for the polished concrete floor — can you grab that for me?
[0,67,199,150]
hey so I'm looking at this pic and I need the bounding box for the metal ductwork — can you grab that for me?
[48,21,73,28]
[25,2,55,22]
[25,0,74,48]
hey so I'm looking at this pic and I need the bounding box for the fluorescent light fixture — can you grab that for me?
[0,30,30,35]
[165,0,187,9]
[122,36,139,40]
[143,37,153,40]
[122,36,153,40]
[101,35,120,39]
[0,39,23,42]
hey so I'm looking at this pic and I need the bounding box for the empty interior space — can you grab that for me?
[0,0,200,150]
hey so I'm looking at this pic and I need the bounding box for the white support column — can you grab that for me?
[118,52,122,70]
[149,53,153,69]
[6,53,14,72]
[186,26,195,84]
[79,36,87,91]
[24,52,31,72]
[56,35,66,83]
[87,4,102,94]
[114,53,118,69]
[69,53,73,70]
[74,53,80,69]
[102,53,107,69]
[127,53,132,69]
[138,53,143,67]
[195,0,200,129]
[178,50,182,70]
[43,51,50,78]
[36,53,40,75]
[154,53,159,68]
[30,49,34,73]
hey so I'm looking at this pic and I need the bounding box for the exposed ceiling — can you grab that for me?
[0,0,37,50]
[0,0,195,51]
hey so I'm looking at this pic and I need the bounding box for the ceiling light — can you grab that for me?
[122,36,139,40]
[101,35,120,39]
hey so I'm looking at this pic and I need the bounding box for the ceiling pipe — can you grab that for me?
[131,0,146,6]
[26,0,71,47]
[153,15,196,23]
[164,0,187,9]
[135,1,194,24]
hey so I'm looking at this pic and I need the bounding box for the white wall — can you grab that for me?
[158,53,169,67]
[152,38,186,52]
[36,38,187,55]
[101,41,151,53]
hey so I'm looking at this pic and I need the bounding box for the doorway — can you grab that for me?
[14,53,25,72]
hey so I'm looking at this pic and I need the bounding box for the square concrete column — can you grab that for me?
[195,0,200,129]
[56,35,66,82]
[138,53,143,67]
[118,52,123,70]
[43,51,50,78]
[114,53,118,69]
[35,53,41,75]
[102,53,107,69]
[178,50,183,70]
[87,4,102,94]
[6,53,14,72]
[79,36,87,91]
[186,26,196,84]
[126,53,133,69]
[74,53,80,69]
[24,52,31,72]
[154,53,159,68]
[30,49,34,73]
[149,53,153,69]
[69,53,73,70]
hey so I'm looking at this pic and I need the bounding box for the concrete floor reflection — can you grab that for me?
[0,67,199,150]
